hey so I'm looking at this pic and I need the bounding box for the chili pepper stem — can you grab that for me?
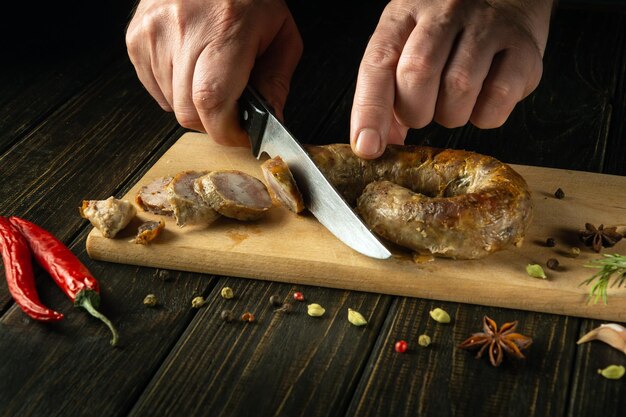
[75,289,120,347]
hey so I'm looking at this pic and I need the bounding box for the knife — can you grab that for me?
[238,86,391,260]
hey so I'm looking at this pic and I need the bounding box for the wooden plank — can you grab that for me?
[345,299,578,417]
[129,279,392,417]
[0,232,212,417]
[566,14,626,417]
[0,60,181,314]
[88,132,626,321]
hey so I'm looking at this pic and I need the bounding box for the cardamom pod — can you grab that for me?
[220,287,234,299]
[526,264,547,279]
[307,303,325,317]
[418,334,431,347]
[191,296,205,308]
[598,365,625,380]
[429,308,451,324]
[348,308,367,326]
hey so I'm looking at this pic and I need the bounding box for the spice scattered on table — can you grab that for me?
[275,302,293,313]
[526,263,547,279]
[395,340,408,353]
[0,217,64,322]
[191,296,205,308]
[429,308,451,324]
[458,315,532,367]
[577,323,626,354]
[10,216,120,346]
[269,295,282,307]
[554,188,565,199]
[546,258,559,270]
[241,312,255,322]
[570,247,581,258]
[545,237,556,247]
[220,287,234,299]
[143,294,158,307]
[598,365,625,380]
[293,291,305,302]
[348,308,367,326]
[579,254,626,304]
[418,334,431,347]
[579,223,623,253]
[157,269,172,281]
[220,310,234,322]
[307,303,325,317]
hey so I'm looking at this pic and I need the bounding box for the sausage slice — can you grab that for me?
[136,176,173,215]
[260,156,305,213]
[167,171,221,227]
[194,170,273,221]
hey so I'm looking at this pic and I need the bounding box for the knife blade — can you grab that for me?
[238,86,391,260]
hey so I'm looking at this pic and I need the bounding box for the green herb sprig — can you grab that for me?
[580,254,626,304]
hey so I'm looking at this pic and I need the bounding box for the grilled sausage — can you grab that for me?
[167,171,221,227]
[306,144,533,259]
[194,170,273,221]
[136,176,173,215]
[261,156,305,214]
[80,197,136,238]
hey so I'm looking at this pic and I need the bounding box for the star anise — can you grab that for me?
[458,316,532,367]
[579,223,623,253]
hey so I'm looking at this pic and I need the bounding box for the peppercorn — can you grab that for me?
[547,258,559,270]
[571,247,581,258]
[157,269,172,282]
[418,334,431,347]
[143,294,158,307]
[293,291,305,301]
[220,310,234,322]
[546,237,556,247]
[554,188,565,199]
[241,312,255,322]
[395,340,408,353]
[269,295,282,307]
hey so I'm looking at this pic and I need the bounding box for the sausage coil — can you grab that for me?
[306,144,533,259]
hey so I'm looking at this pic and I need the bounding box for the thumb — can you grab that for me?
[350,10,410,159]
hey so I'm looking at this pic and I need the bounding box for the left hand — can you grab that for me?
[350,0,554,159]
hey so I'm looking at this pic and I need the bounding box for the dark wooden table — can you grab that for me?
[1,1,625,416]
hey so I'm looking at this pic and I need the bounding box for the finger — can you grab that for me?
[394,14,461,129]
[126,31,172,112]
[434,31,496,128]
[172,46,205,132]
[351,8,414,159]
[470,45,542,128]
[192,40,256,147]
[250,13,303,122]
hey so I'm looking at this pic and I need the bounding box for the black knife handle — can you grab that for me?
[239,86,273,157]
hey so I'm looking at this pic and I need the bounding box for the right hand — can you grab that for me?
[126,0,303,146]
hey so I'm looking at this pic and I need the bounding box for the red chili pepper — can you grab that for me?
[10,216,119,346]
[0,217,63,322]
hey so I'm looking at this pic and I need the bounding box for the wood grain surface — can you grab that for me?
[1,2,626,417]
[87,132,626,321]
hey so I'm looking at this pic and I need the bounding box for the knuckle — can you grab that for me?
[397,53,438,88]
[364,43,400,71]
[444,68,475,96]
[484,81,516,107]
[192,82,228,114]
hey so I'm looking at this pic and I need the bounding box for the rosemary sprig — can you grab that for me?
[579,254,626,304]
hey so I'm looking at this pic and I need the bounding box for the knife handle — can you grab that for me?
[239,86,272,157]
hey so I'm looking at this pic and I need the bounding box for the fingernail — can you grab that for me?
[355,128,381,157]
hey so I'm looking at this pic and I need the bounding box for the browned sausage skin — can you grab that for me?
[306,144,533,259]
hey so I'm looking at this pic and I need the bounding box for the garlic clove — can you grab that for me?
[576,323,626,355]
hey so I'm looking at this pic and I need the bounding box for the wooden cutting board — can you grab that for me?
[86,132,626,321]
